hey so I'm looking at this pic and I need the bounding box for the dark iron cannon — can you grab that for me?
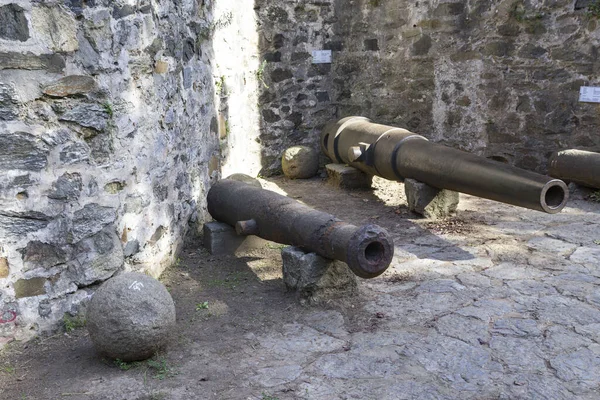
[207,178,394,278]
[549,149,600,190]
[321,116,569,214]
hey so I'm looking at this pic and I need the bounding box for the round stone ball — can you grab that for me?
[86,272,176,362]
[281,145,319,179]
[225,173,262,188]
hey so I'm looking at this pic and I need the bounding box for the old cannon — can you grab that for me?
[207,178,394,278]
[321,117,569,214]
[549,149,600,190]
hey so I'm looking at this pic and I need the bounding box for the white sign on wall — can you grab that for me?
[312,50,332,64]
[579,86,600,103]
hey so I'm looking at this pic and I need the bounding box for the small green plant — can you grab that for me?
[146,356,176,380]
[63,314,86,332]
[587,0,600,18]
[589,190,600,203]
[261,393,280,400]
[256,60,269,89]
[196,301,209,310]
[207,272,246,289]
[368,0,381,6]
[2,365,15,374]
[215,75,226,96]
[102,102,114,118]
[114,359,141,371]
[594,240,600,245]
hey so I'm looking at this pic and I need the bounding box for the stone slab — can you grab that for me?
[326,164,372,189]
[202,221,266,255]
[404,178,459,219]
[281,246,357,302]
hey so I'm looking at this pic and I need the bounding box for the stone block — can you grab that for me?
[404,178,459,219]
[281,246,357,303]
[203,221,266,255]
[14,277,47,299]
[326,164,372,189]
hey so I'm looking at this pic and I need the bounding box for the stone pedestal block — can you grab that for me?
[203,221,266,255]
[404,178,459,219]
[326,164,372,189]
[281,246,357,303]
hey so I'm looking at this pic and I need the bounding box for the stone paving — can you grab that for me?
[239,184,600,399]
[3,179,600,400]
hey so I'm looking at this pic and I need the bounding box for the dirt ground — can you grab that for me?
[1,175,600,400]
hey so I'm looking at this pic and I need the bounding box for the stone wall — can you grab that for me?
[255,0,600,174]
[254,0,337,175]
[327,0,600,172]
[2,0,599,344]
[0,0,262,344]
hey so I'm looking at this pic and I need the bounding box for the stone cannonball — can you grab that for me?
[225,173,262,188]
[282,145,319,179]
[86,272,176,361]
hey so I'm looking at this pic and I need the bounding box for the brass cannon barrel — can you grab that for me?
[549,149,600,189]
[321,116,569,214]
[207,179,394,278]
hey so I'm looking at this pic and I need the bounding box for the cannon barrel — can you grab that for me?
[321,117,569,214]
[207,179,394,278]
[549,149,600,189]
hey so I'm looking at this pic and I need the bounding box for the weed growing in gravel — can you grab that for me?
[195,301,209,310]
[261,393,280,400]
[113,355,176,380]
[146,356,176,380]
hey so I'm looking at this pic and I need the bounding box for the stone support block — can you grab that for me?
[326,164,372,189]
[404,178,459,219]
[281,246,357,302]
[203,221,266,255]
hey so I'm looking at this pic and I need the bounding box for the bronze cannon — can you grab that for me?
[207,179,394,278]
[549,149,600,190]
[321,116,569,214]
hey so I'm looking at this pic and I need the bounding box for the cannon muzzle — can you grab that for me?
[549,149,600,190]
[321,117,568,214]
[207,178,394,278]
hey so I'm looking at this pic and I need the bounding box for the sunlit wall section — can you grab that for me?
[210,0,262,178]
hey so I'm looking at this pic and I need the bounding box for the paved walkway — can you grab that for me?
[235,182,600,399]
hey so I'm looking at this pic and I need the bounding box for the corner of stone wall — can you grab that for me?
[0,0,221,345]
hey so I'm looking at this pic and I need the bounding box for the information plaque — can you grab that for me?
[579,86,600,103]
[312,50,332,64]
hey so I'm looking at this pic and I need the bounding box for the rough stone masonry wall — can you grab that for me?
[328,0,600,172]
[254,0,338,175]
[0,0,246,344]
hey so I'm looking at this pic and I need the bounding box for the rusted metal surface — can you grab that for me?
[207,178,394,278]
[321,117,569,214]
[549,149,600,190]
